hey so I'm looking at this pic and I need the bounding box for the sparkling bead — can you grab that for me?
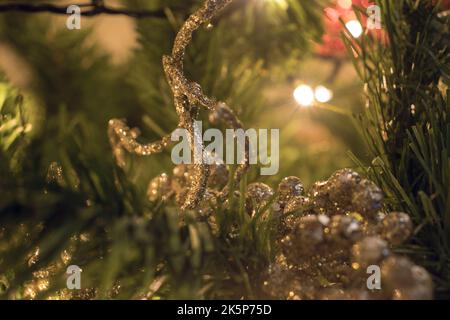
[352,236,389,266]
[261,255,304,300]
[352,179,384,217]
[381,256,433,300]
[197,189,220,233]
[281,215,325,260]
[245,183,274,215]
[147,173,172,202]
[208,163,229,188]
[308,180,330,214]
[198,188,219,216]
[328,215,364,243]
[277,176,305,206]
[381,212,413,245]
[328,169,362,204]
[296,215,325,244]
[277,197,310,237]
[172,164,192,197]
[283,196,309,214]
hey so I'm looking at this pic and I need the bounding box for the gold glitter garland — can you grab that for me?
[108,119,173,169]
[108,0,249,210]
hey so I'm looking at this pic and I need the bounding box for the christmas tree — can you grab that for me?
[0,0,448,300]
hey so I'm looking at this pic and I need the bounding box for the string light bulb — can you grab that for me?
[293,85,315,107]
[345,20,363,38]
[294,84,334,107]
[315,86,333,103]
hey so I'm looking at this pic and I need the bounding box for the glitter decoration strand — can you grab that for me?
[108,0,249,210]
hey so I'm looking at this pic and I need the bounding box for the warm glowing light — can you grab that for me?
[293,85,315,107]
[345,20,363,38]
[338,0,353,9]
[264,0,288,8]
[275,0,288,7]
[315,86,333,103]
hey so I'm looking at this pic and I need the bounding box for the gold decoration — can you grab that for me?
[108,0,249,210]
[381,212,413,245]
[277,176,305,207]
[381,256,433,300]
[147,173,172,202]
[262,169,433,300]
[245,183,274,216]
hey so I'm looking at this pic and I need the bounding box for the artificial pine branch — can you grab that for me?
[346,0,450,297]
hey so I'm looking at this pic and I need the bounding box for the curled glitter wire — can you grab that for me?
[108,119,173,169]
[109,0,249,210]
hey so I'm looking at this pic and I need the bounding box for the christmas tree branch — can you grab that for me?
[0,2,166,18]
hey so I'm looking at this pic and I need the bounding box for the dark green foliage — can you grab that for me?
[347,0,450,297]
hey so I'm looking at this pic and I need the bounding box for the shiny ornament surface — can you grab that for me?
[381,212,413,245]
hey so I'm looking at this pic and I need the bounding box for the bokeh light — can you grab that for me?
[315,86,333,103]
[345,20,363,38]
[293,85,315,107]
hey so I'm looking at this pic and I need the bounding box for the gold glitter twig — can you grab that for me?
[109,0,249,210]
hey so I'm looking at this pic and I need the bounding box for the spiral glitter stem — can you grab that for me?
[109,0,249,210]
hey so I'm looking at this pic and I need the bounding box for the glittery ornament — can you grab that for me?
[70,288,98,300]
[261,257,293,298]
[308,180,330,214]
[352,179,384,217]
[18,239,77,300]
[381,256,433,300]
[263,268,303,300]
[277,176,305,206]
[296,215,326,245]
[172,164,194,205]
[161,0,242,210]
[308,169,384,218]
[46,162,80,190]
[147,173,172,202]
[276,196,309,238]
[208,163,229,188]
[283,196,309,214]
[173,164,191,183]
[270,205,432,299]
[108,0,246,211]
[328,169,362,204]
[351,236,389,267]
[281,215,325,260]
[381,212,413,245]
[327,214,363,244]
[245,183,274,215]
[197,188,219,218]
[108,119,173,168]
[261,255,315,300]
